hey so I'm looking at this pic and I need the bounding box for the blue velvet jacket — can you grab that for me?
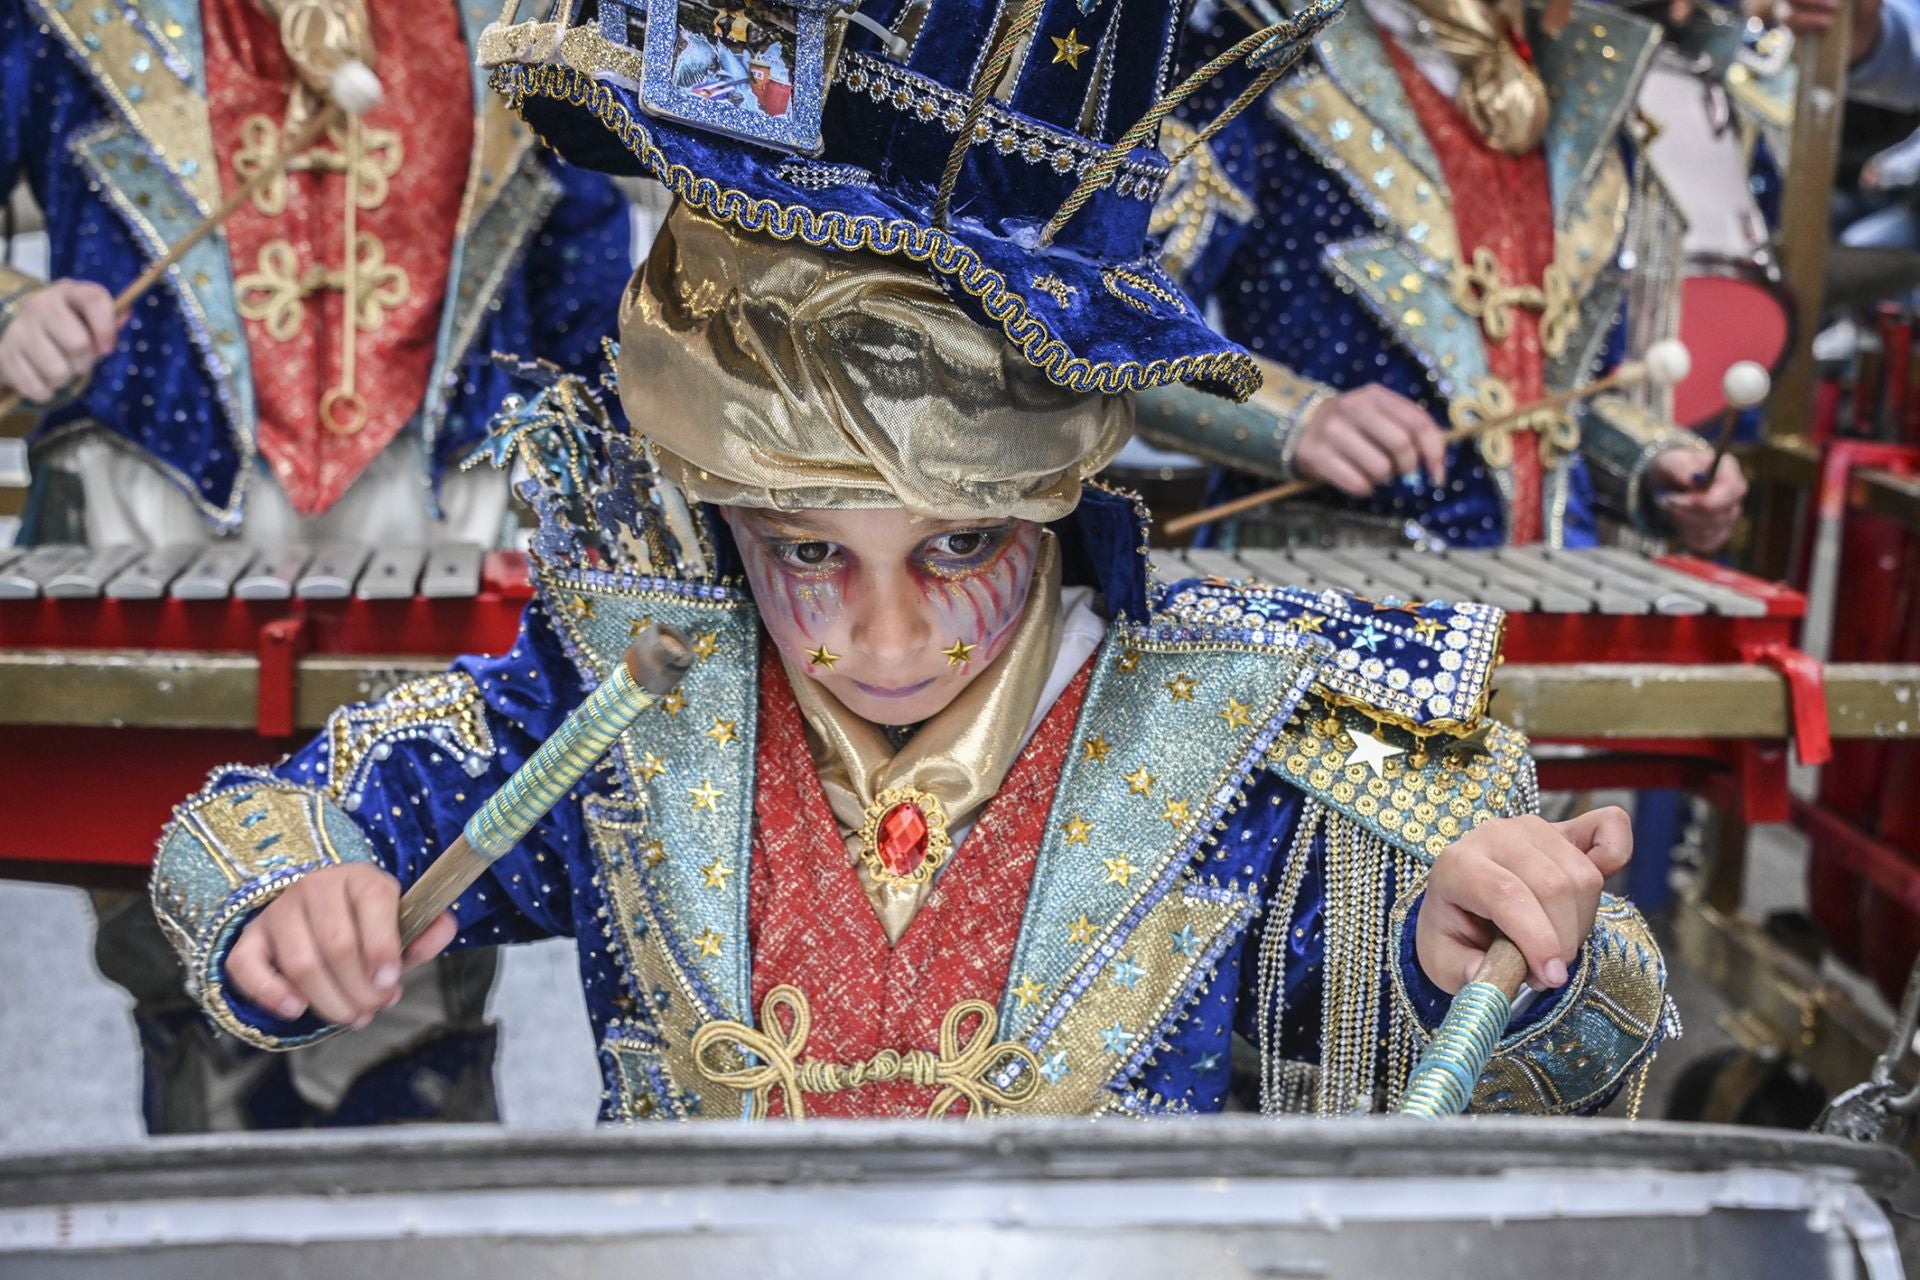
[0,0,630,528]
[1140,1,1707,548]
[151,462,1672,1120]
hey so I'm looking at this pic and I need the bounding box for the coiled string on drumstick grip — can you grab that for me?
[396,626,693,945]
[1395,937,1528,1118]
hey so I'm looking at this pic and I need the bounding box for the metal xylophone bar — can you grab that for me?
[1154,545,1772,616]
[0,542,491,602]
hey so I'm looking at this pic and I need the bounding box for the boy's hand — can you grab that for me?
[223,863,456,1028]
[0,279,120,403]
[1415,808,1633,995]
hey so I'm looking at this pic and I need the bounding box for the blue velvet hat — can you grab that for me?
[479,0,1343,402]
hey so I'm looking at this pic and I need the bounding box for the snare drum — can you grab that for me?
[1639,57,1796,427]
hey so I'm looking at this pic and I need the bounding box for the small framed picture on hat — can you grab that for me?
[641,0,828,154]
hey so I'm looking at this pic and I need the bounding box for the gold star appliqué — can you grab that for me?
[1083,734,1113,763]
[1067,913,1098,944]
[1161,797,1192,826]
[566,595,595,620]
[1413,617,1443,642]
[689,779,723,811]
[1102,856,1138,888]
[1116,649,1142,673]
[942,638,977,668]
[692,631,719,660]
[659,689,687,717]
[705,717,738,748]
[642,839,667,868]
[1051,26,1088,68]
[1011,975,1046,1008]
[805,643,839,671]
[1166,674,1198,702]
[701,858,734,890]
[693,929,724,958]
[1124,766,1155,796]
[1062,814,1094,845]
[1220,697,1254,731]
[626,615,653,637]
[637,751,667,782]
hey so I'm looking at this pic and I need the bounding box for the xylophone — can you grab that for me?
[3,542,1916,879]
[0,541,532,880]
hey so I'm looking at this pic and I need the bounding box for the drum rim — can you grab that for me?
[0,1116,1907,1207]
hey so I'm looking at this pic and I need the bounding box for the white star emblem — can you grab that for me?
[1344,727,1406,778]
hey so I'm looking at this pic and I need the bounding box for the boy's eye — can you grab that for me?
[929,526,1006,559]
[772,538,841,570]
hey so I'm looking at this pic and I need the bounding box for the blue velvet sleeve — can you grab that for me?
[150,600,592,1049]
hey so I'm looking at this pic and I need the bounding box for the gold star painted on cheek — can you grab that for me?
[689,779,723,811]
[1051,26,1088,68]
[636,752,667,782]
[805,643,839,671]
[705,717,738,748]
[692,631,719,661]
[1124,766,1155,796]
[1160,797,1192,826]
[1083,734,1113,763]
[1062,814,1094,845]
[1011,975,1045,1008]
[1220,697,1254,731]
[1165,674,1198,702]
[658,689,688,717]
[1102,856,1138,888]
[693,929,724,958]
[701,858,735,890]
[1067,913,1098,944]
[942,638,977,668]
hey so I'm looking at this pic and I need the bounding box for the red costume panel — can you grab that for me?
[1386,37,1557,544]
[203,0,472,514]
[748,649,1092,1118]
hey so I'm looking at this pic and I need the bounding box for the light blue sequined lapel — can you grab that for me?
[1534,4,1660,233]
[1296,0,1442,184]
[541,564,761,1023]
[998,625,1322,1106]
[1325,237,1487,402]
[421,5,559,465]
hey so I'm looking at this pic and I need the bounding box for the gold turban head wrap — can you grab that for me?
[616,205,1133,522]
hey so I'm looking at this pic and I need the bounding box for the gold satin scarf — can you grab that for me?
[1397,0,1549,156]
[781,533,1064,944]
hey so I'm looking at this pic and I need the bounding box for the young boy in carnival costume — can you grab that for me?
[150,0,1674,1120]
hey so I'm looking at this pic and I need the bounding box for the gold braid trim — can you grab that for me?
[691,984,1041,1119]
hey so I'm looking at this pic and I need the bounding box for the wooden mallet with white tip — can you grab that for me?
[1161,339,1696,537]
[1692,360,1771,491]
[0,60,384,418]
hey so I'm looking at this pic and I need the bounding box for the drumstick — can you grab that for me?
[396,625,696,946]
[1691,361,1771,491]
[0,61,383,420]
[1394,935,1530,1118]
[1160,340,1694,538]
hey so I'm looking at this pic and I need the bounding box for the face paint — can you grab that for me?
[724,507,1045,726]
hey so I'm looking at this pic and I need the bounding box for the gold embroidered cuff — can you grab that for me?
[151,776,379,1051]
[1135,357,1335,482]
[1388,892,1672,1115]
[1581,393,1711,533]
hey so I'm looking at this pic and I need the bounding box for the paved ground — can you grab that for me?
[0,810,1838,1152]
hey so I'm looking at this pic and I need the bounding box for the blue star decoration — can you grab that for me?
[1101,1022,1133,1055]
[1351,621,1387,652]
[1193,1051,1224,1075]
[1041,1051,1071,1084]
[1169,924,1201,958]
[1109,955,1146,990]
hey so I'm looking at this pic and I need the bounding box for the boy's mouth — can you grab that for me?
[850,677,938,700]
